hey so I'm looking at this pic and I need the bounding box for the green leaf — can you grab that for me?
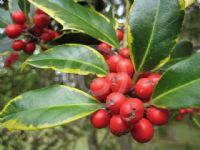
[171,41,193,59]
[0,85,99,130]
[9,0,21,12]
[18,0,30,15]
[192,114,200,128]
[0,8,12,28]
[152,53,200,109]
[185,0,196,8]
[129,0,184,72]
[23,44,109,76]
[28,0,119,48]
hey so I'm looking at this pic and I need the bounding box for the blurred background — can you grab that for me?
[0,0,200,150]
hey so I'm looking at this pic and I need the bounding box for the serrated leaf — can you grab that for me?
[28,0,119,48]
[152,52,200,109]
[0,8,12,28]
[0,85,99,130]
[129,0,184,72]
[23,44,108,76]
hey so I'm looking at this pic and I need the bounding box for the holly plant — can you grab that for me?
[0,0,200,144]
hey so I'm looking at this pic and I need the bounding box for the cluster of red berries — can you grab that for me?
[89,30,169,143]
[4,9,59,68]
[176,107,200,121]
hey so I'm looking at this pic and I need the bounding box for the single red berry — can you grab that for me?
[116,29,123,42]
[179,109,187,115]
[106,92,126,114]
[5,24,22,38]
[186,108,193,113]
[111,72,132,94]
[97,43,112,53]
[32,26,43,36]
[23,42,36,54]
[176,114,183,121]
[4,52,19,68]
[12,11,26,25]
[90,78,111,102]
[148,73,161,86]
[12,40,25,51]
[120,98,144,124]
[135,78,154,100]
[33,14,50,28]
[36,9,47,15]
[119,48,130,58]
[146,107,169,126]
[90,109,110,129]
[116,58,135,76]
[106,55,122,72]
[109,115,130,136]
[41,32,54,43]
[131,118,154,143]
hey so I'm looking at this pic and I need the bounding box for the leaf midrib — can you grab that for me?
[137,0,160,72]
[27,58,107,74]
[153,77,200,103]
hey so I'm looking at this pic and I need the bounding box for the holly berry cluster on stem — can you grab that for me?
[89,29,170,143]
[4,9,60,68]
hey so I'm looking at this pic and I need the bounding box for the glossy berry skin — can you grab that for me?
[12,40,25,51]
[131,118,154,143]
[41,32,54,43]
[109,115,130,136]
[116,29,124,42]
[90,78,111,102]
[23,43,36,54]
[135,78,154,99]
[146,107,169,125]
[120,98,144,124]
[105,73,117,84]
[33,14,50,28]
[106,55,122,72]
[111,72,132,94]
[106,92,126,114]
[116,58,135,76]
[179,109,187,115]
[90,109,110,129]
[97,43,111,53]
[12,11,26,24]
[5,24,22,38]
[148,73,161,85]
[119,48,130,58]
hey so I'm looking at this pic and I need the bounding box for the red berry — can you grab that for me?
[12,11,26,25]
[116,58,135,76]
[5,24,22,38]
[41,32,54,43]
[97,43,111,53]
[4,52,19,68]
[131,118,154,143]
[90,78,111,102]
[116,29,123,42]
[135,78,154,100]
[90,109,110,129]
[36,9,47,15]
[186,108,193,113]
[119,48,130,58]
[176,114,183,121]
[146,107,169,125]
[23,42,36,54]
[106,92,126,114]
[111,72,132,94]
[105,73,117,84]
[32,26,43,36]
[12,40,25,51]
[139,72,152,79]
[179,109,187,115]
[106,55,122,72]
[109,115,130,136]
[148,73,161,85]
[33,14,50,28]
[120,98,144,124]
